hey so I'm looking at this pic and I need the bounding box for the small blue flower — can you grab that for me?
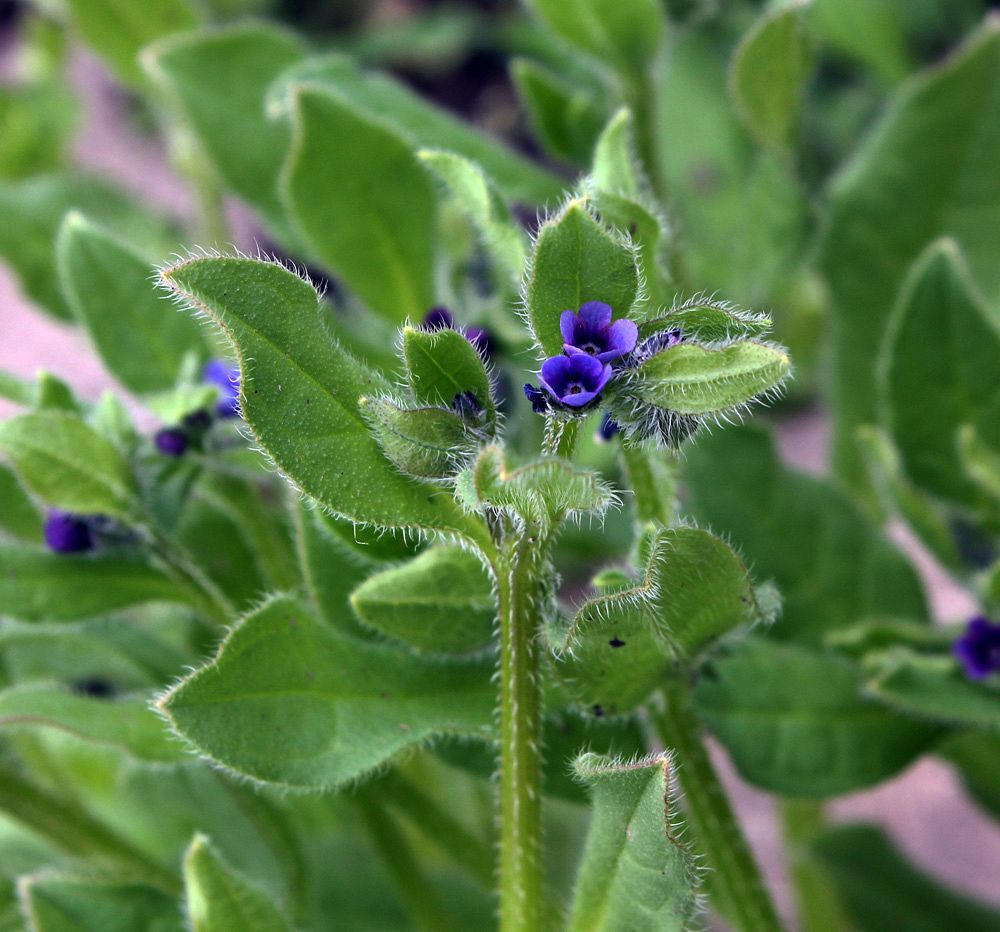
[596,413,621,443]
[953,616,1000,680]
[204,359,240,418]
[154,427,188,457]
[423,306,496,359]
[422,306,454,330]
[44,510,94,554]
[523,384,548,413]
[539,354,613,408]
[560,301,638,364]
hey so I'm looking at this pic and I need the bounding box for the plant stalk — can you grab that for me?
[620,443,679,527]
[655,683,784,932]
[496,536,547,932]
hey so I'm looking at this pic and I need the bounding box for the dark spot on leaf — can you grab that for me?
[72,678,116,699]
[609,637,626,648]
[592,704,604,718]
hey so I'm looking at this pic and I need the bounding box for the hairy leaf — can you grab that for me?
[351,546,495,654]
[525,199,639,358]
[160,596,495,789]
[567,752,700,932]
[183,834,292,932]
[160,255,477,535]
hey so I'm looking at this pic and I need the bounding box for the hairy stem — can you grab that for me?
[655,684,784,932]
[779,800,851,932]
[542,417,581,460]
[496,536,547,932]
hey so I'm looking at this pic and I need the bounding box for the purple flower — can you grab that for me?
[154,427,188,457]
[954,616,1000,680]
[523,383,548,413]
[44,510,94,554]
[596,413,621,443]
[560,302,637,364]
[422,306,454,330]
[539,354,612,408]
[204,359,240,418]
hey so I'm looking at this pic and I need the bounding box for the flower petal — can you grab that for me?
[560,309,578,345]
[605,318,638,356]
[578,301,613,330]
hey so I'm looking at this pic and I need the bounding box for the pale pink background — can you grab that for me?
[3,47,999,929]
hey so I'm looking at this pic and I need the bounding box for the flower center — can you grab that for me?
[580,341,601,354]
[567,382,585,394]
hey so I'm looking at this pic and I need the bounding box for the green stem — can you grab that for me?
[147,529,234,626]
[620,443,679,527]
[543,418,582,459]
[496,536,547,932]
[355,791,453,932]
[0,762,180,894]
[655,685,784,932]
[779,800,851,932]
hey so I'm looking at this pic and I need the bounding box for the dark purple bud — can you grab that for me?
[631,327,683,366]
[954,616,1000,680]
[523,383,549,414]
[539,354,613,409]
[422,306,454,330]
[72,678,116,699]
[452,391,483,420]
[560,301,638,364]
[44,510,94,554]
[154,427,188,457]
[203,359,240,418]
[183,409,212,431]
[465,324,497,360]
[596,413,621,443]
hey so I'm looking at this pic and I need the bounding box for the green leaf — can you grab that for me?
[418,149,526,292]
[0,413,136,519]
[159,255,477,535]
[551,527,764,713]
[588,109,673,305]
[57,213,206,395]
[19,875,183,932]
[402,325,495,426]
[0,81,76,180]
[683,425,927,644]
[458,445,617,531]
[65,0,199,86]
[729,1,816,151]
[0,463,42,542]
[0,684,184,764]
[629,341,790,416]
[959,423,1000,504]
[637,299,772,344]
[0,172,178,321]
[567,753,700,932]
[0,546,200,622]
[511,58,609,167]
[857,426,962,573]
[813,824,1000,932]
[159,595,495,789]
[865,650,1000,731]
[880,240,1000,510]
[808,0,909,84]
[694,640,940,797]
[282,86,435,323]
[360,398,477,480]
[820,22,1000,488]
[937,730,1000,822]
[351,546,494,655]
[527,0,665,78]
[183,834,292,932]
[269,53,561,204]
[525,199,639,358]
[143,25,304,238]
